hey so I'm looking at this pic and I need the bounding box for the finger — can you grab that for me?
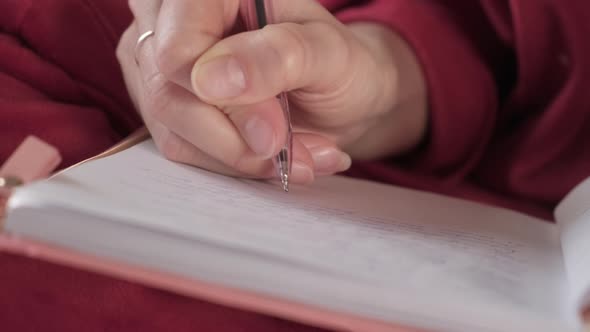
[128,0,161,32]
[128,4,247,172]
[118,22,164,131]
[289,136,315,185]
[150,86,315,184]
[190,20,352,105]
[148,121,265,179]
[117,22,143,110]
[143,80,318,183]
[165,130,315,185]
[153,0,241,90]
[153,0,336,92]
[119,22,267,179]
[224,94,351,176]
[128,0,162,79]
[126,7,236,167]
[128,0,162,49]
[224,98,287,159]
[146,76,317,183]
[145,73,256,171]
[296,133,352,176]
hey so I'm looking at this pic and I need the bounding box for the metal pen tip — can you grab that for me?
[279,168,289,192]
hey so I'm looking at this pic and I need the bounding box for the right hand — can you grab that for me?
[116,0,427,185]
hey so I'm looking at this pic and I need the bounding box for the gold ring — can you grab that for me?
[134,30,155,65]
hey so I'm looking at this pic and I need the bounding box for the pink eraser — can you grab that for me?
[0,136,62,183]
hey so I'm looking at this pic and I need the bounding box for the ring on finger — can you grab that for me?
[134,30,155,65]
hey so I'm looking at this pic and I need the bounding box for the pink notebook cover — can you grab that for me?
[0,234,420,332]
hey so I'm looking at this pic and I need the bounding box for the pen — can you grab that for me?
[245,0,293,192]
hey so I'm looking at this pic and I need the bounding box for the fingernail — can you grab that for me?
[242,115,276,158]
[310,147,352,175]
[193,56,246,99]
[292,161,314,184]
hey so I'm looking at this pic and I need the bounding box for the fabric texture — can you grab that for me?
[1,0,589,331]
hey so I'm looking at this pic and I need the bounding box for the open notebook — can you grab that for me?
[2,139,590,332]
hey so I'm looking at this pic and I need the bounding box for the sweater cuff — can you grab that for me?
[336,1,497,179]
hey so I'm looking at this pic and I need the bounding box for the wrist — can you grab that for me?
[345,23,428,160]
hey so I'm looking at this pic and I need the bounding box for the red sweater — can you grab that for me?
[1,1,589,331]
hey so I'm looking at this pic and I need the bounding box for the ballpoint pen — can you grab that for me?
[244,0,293,192]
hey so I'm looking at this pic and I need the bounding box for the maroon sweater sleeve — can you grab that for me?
[323,0,500,177]
[321,0,590,213]
[0,0,141,168]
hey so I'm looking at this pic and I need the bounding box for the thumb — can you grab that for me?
[190,21,353,105]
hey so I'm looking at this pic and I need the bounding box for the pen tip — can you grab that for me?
[278,166,290,192]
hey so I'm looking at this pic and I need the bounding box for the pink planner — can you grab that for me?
[8,131,585,331]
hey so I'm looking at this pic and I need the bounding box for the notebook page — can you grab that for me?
[555,177,590,310]
[6,140,574,329]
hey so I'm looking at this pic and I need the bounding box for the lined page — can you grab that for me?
[7,140,573,330]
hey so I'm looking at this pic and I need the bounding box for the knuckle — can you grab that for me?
[154,35,189,79]
[263,23,309,85]
[154,38,176,77]
[144,76,175,121]
[155,29,220,81]
[262,22,348,87]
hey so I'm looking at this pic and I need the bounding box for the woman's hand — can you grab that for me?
[117,0,427,184]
